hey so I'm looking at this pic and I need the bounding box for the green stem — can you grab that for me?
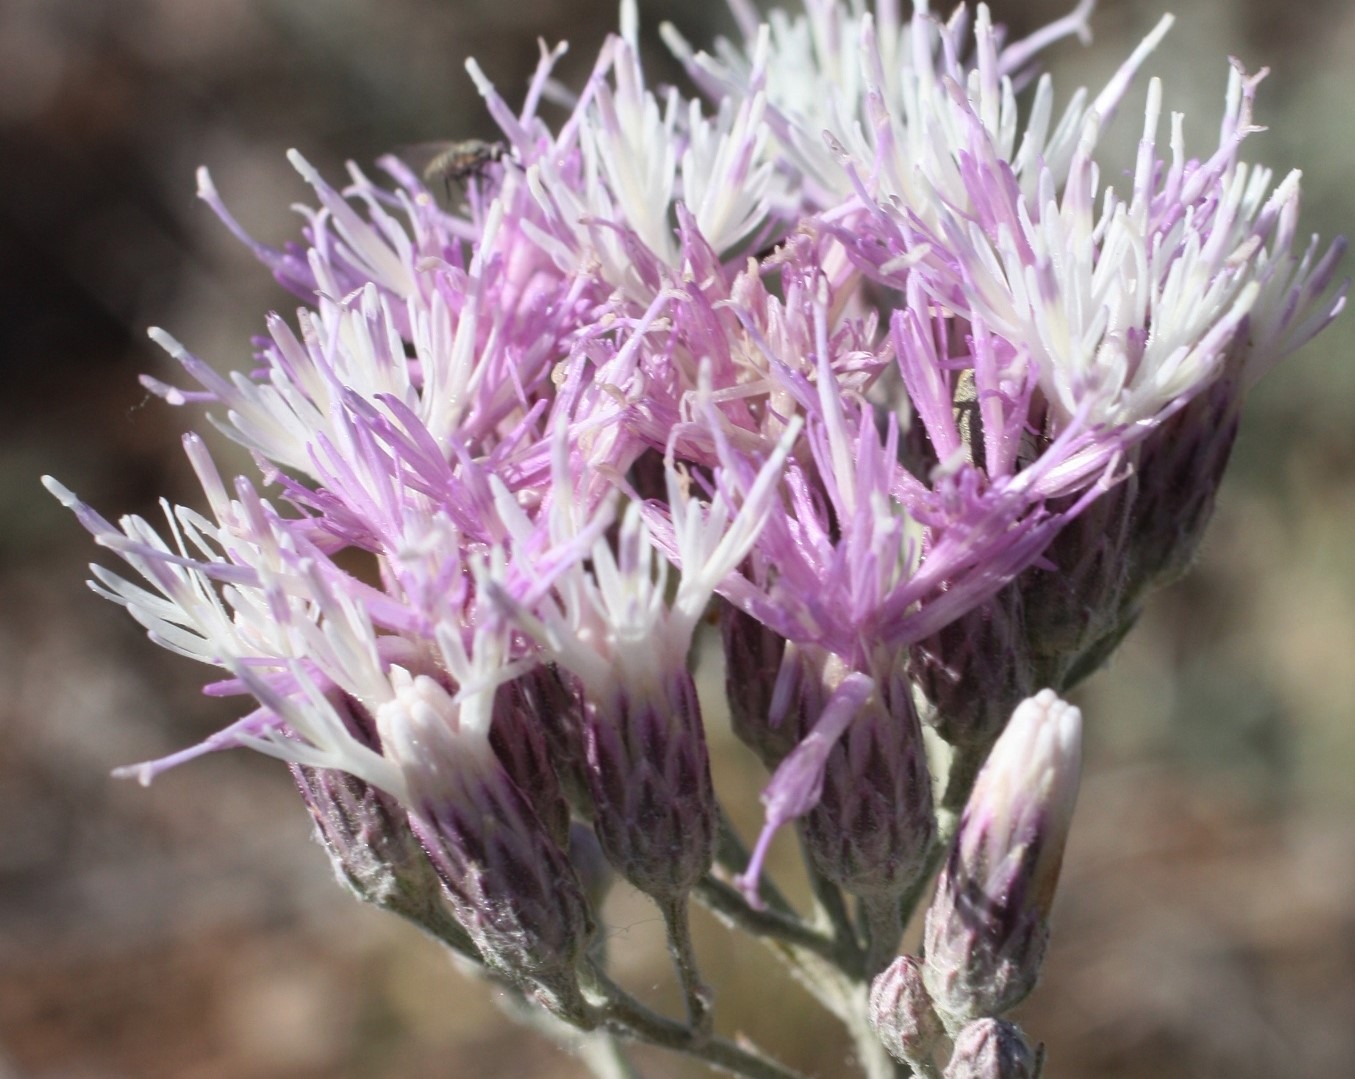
[485,976,641,1079]
[576,1031,646,1079]
[694,875,840,963]
[860,894,904,979]
[797,831,864,975]
[583,966,810,1079]
[898,745,986,928]
[384,891,483,963]
[659,895,714,1041]
[940,741,987,816]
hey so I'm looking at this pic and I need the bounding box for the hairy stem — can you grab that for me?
[694,875,840,963]
[583,966,810,1079]
[898,746,985,928]
[798,830,864,976]
[660,895,714,1041]
[841,983,911,1079]
[484,974,640,1079]
[576,1031,646,1079]
[860,894,904,979]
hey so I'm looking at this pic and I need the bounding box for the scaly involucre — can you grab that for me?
[47,0,1344,1028]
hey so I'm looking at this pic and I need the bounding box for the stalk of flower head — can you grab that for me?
[923,691,1082,1033]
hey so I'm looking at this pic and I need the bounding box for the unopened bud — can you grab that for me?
[924,690,1082,1026]
[870,955,945,1072]
[800,661,935,900]
[290,693,476,954]
[508,663,594,820]
[413,769,595,1022]
[943,1019,1037,1079]
[797,661,935,971]
[1124,372,1241,602]
[566,821,614,915]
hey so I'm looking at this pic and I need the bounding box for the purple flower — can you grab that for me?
[44,0,1344,1059]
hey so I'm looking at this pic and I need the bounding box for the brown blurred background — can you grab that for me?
[1,1,1352,1076]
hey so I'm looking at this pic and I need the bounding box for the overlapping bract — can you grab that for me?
[48,0,1343,1004]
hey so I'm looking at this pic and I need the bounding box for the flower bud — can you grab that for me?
[797,659,935,970]
[870,955,945,1072]
[413,769,595,1022]
[507,663,594,820]
[799,660,935,899]
[944,1020,1037,1079]
[583,666,717,902]
[923,690,1082,1026]
[287,692,476,952]
[566,821,614,914]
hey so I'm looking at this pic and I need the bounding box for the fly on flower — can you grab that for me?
[411,138,507,194]
[45,0,1347,1074]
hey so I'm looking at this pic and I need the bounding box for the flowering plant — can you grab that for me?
[47,1,1344,1076]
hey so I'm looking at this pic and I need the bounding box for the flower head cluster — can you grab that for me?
[49,0,1343,1030]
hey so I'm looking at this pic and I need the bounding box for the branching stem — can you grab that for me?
[695,875,840,961]
[583,966,810,1079]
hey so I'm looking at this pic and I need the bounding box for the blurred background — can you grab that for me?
[1,0,1352,1076]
